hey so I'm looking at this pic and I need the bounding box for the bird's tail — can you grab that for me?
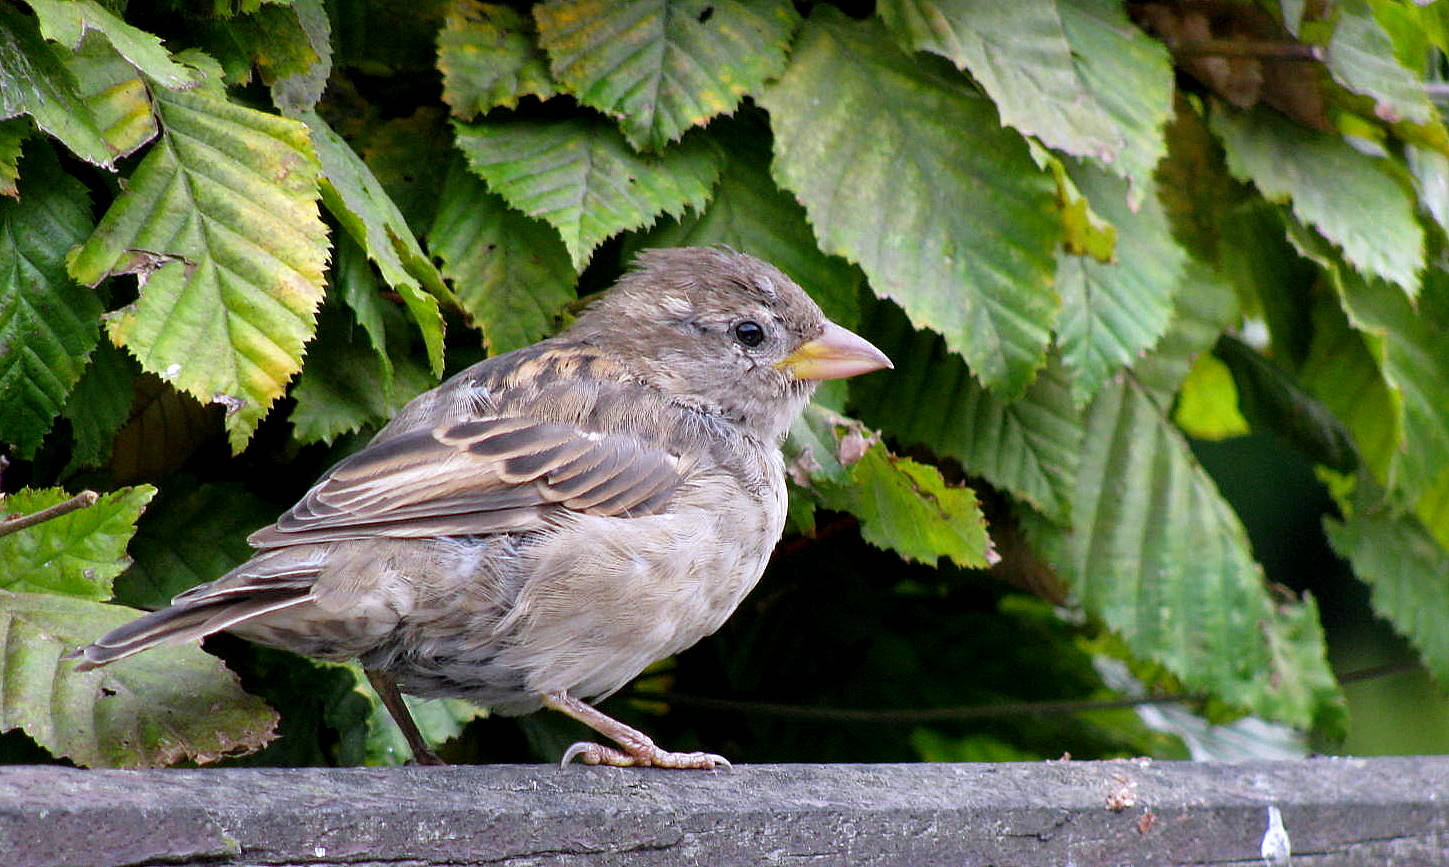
[66,554,322,671]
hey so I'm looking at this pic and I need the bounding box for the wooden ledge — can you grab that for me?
[2,757,1446,866]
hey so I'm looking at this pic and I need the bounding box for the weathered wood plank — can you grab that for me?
[1,757,1445,866]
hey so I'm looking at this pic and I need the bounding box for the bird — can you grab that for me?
[68,247,892,769]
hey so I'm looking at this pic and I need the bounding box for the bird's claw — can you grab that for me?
[560,740,731,770]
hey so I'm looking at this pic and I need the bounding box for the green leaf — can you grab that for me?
[268,0,331,115]
[0,590,277,767]
[1131,258,1240,405]
[64,32,158,159]
[633,115,861,328]
[0,117,25,197]
[429,159,575,355]
[438,0,557,116]
[534,0,798,151]
[195,2,323,88]
[760,8,1060,395]
[1025,377,1344,729]
[1325,0,1434,127]
[880,0,1172,200]
[1299,295,1401,487]
[301,110,447,375]
[1213,335,1358,473]
[850,301,1082,523]
[1056,0,1174,202]
[67,87,329,453]
[107,374,223,486]
[1173,352,1250,441]
[0,485,156,600]
[1210,104,1423,296]
[60,340,136,473]
[117,479,277,609]
[788,407,995,569]
[289,296,434,445]
[0,2,111,165]
[1337,270,1449,504]
[1287,222,1449,504]
[1056,163,1185,407]
[355,109,453,233]
[24,0,200,89]
[0,140,99,458]
[839,447,995,569]
[328,230,392,379]
[1326,509,1449,686]
[454,114,723,269]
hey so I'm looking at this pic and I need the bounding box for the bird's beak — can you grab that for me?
[777,321,893,381]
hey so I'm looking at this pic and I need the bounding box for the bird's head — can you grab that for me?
[571,247,892,442]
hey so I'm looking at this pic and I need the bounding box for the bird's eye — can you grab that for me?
[733,320,766,347]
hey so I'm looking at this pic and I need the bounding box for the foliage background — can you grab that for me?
[1,0,1448,767]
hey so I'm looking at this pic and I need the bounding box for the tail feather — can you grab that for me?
[66,588,311,671]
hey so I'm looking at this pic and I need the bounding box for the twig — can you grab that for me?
[1168,38,1324,60]
[0,490,100,538]
[650,692,1201,725]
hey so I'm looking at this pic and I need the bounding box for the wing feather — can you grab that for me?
[249,416,689,549]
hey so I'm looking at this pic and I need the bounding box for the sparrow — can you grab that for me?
[69,247,892,769]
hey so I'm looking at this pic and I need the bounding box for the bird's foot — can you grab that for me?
[543,690,731,770]
[561,739,730,769]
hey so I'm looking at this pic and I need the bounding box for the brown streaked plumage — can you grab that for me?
[69,247,891,769]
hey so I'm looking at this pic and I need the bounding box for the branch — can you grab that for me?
[0,491,100,538]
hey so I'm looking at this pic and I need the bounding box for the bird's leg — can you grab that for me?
[542,691,730,770]
[366,669,445,766]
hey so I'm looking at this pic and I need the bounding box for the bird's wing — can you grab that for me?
[248,416,688,548]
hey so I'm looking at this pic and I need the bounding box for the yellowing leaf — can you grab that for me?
[68,88,328,452]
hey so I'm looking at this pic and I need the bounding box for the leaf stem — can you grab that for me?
[0,491,101,537]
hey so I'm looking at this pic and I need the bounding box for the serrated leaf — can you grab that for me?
[760,8,1060,395]
[0,140,99,458]
[1213,335,1357,472]
[196,2,323,88]
[269,0,331,115]
[454,114,723,269]
[633,114,861,328]
[1056,163,1185,407]
[289,297,434,444]
[429,158,576,355]
[1210,104,1423,296]
[1214,201,1317,368]
[24,0,200,89]
[0,485,155,600]
[59,340,137,474]
[1024,377,1344,729]
[1287,222,1449,505]
[880,0,1172,200]
[0,590,277,767]
[788,407,995,569]
[1056,0,1174,202]
[329,0,447,76]
[329,230,391,379]
[302,110,447,375]
[117,479,276,609]
[1131,259,1240,405]
[0,117,25,197]
[850,301,1081,523]
[535,0,798,151]
[879,0,1119,160]
[1299,295,1401,487]
[439,0,557,116]
[67,88,328,453]
[64,32,158,159]
[1325,0,1434,127]
[0,3,111,166]
[1327,509,1449,686]
[839,447,995,569]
